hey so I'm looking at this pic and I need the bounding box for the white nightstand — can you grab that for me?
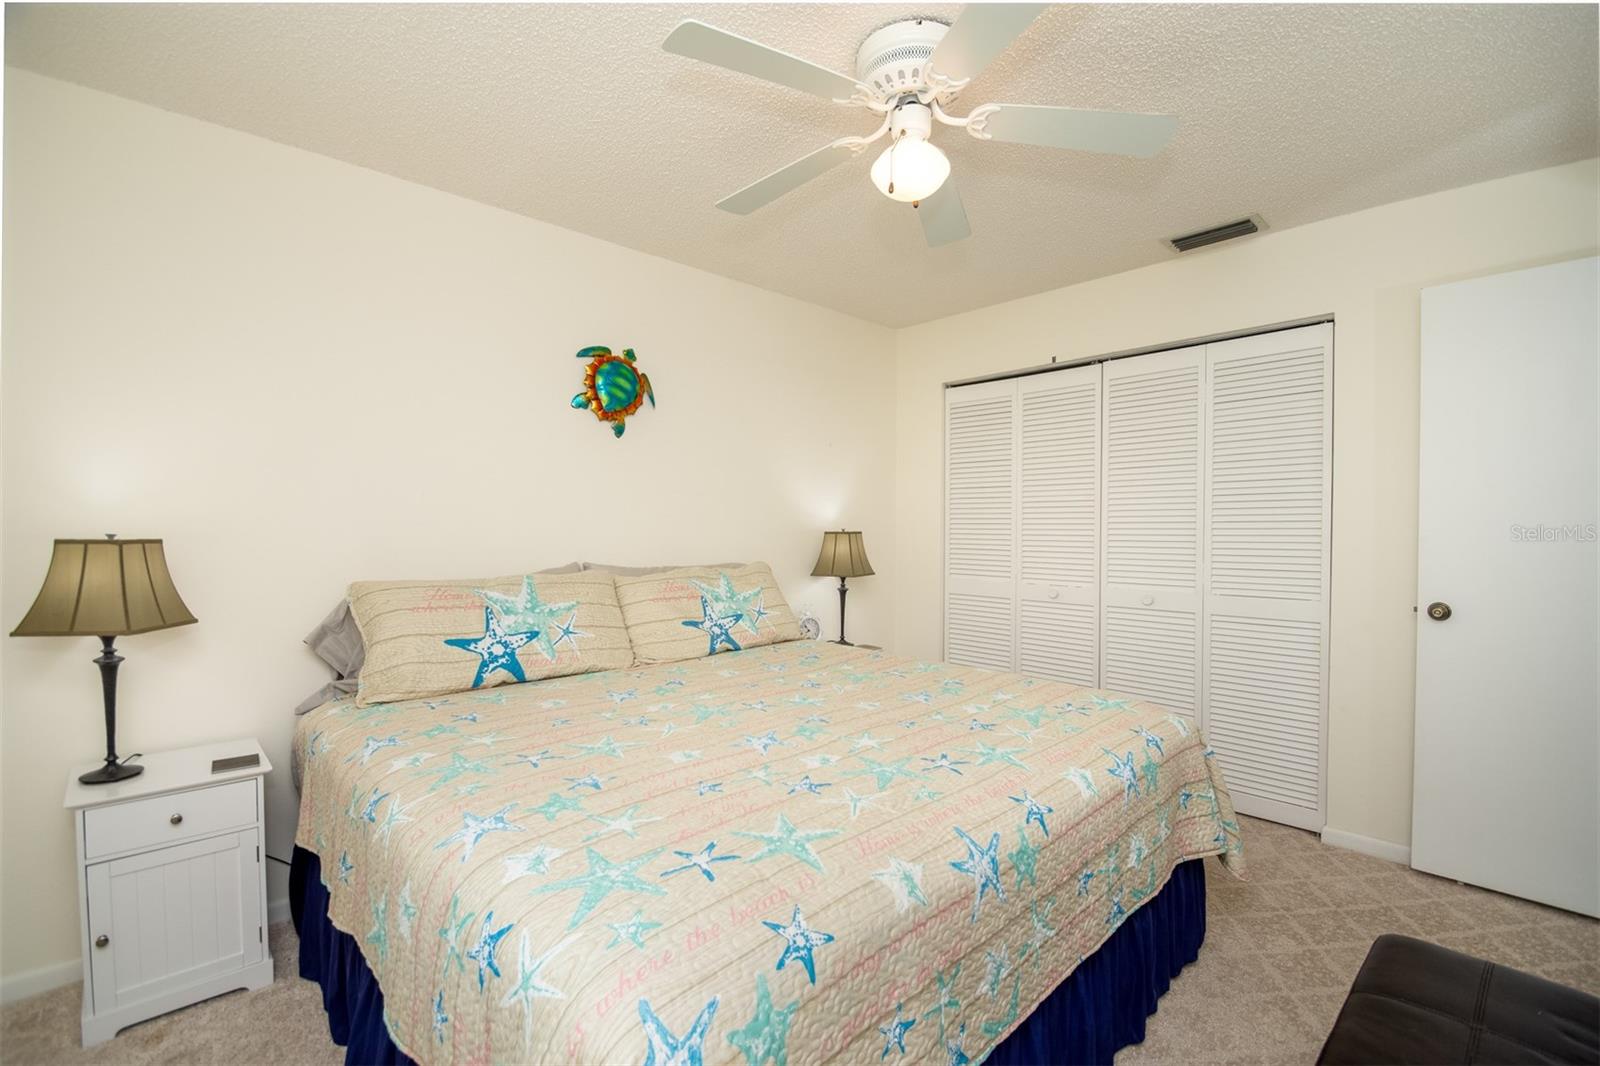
[63,739,274,1046]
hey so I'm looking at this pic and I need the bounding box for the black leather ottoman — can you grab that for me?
[1318,934,1600,1065]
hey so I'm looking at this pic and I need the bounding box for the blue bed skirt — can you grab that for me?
[290,846,1206,1066]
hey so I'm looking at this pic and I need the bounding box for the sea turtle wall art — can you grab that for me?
[570,345,655,438]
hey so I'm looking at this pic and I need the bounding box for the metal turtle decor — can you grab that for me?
[570,345,655,438]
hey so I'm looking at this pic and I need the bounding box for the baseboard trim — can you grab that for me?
[1,959,80,1005]
[1321,826,1411,866]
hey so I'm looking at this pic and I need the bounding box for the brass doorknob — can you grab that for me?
[1426,602,1452,621]
[169,813,184,825]
[95,934,109,948]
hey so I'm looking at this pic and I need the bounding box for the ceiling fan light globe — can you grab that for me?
[870,139,950,203]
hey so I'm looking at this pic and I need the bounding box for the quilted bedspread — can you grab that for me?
[293,641,1243,1065]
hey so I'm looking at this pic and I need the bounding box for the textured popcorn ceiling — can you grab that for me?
[7,3,1597,326]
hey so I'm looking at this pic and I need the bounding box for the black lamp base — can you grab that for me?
[79,759,143,786]
[832,576,855,645]
[79,635,139,786]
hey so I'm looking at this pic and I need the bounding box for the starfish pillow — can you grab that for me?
[613,563,802,664]
[347,570,632,705]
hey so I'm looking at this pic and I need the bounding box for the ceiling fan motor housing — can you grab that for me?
[889,101,934,142]
[855,19,952,102]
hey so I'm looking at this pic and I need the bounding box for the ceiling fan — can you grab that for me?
[663,5,1178,247]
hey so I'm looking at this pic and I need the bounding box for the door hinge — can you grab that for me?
[258,926,263,943]
[256,845,260,863]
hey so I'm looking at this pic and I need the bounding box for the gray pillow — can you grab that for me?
[304,601,364,679]
[581,561,744,576]
[294,561,583,715]
[295,678,358,716]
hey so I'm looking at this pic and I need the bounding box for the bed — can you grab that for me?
[291,639,1243,1065]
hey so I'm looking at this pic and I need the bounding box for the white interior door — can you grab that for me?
[945,379,1018,670]
[1101,346,1205,720]
[1202,325,1331,831]
[1017,367,1100,684]
[1413,256,1598,916]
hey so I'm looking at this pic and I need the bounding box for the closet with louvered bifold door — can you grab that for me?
[1101,345,1206,722]
[944,378,1019,672]
[1201,324,1332,831]
[944,368,1102,680]
[1017,366,1101,685]
[943,322,1332,831]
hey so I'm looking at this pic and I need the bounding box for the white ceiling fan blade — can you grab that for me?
[664,20,862,101]
[930,5,1047,84]
[918,179,971,247]
[716,142,856,215]
[978,104,1178,157]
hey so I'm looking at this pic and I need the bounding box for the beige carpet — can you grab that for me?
[5,816,1596,1065]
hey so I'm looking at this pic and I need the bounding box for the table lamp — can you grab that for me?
[10,535,196,784]
[810,529,874,645]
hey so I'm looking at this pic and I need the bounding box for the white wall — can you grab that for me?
[892,157,1599,858]
[0,70,896,985]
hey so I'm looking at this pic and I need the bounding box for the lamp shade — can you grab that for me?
[10,537,197,637]
[811,530,874,579]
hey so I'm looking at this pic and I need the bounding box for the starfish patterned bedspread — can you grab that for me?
[293,640,1244,1065]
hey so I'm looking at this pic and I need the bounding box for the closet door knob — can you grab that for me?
[95,934,109,948]
[169,813,184,825]
[1426,602,1452,621]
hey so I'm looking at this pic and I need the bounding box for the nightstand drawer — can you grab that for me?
[83,779,256,860]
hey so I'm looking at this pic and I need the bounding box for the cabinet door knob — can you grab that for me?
[169,813,184,825]
[95,934,109,948]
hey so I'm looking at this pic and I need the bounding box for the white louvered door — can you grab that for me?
[1202,324,1331,830]
[942,325,1330,832]
[944,380,1018,670]
[1017,367,1100,684]
[1100,346,1206,722]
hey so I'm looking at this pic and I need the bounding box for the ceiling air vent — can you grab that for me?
[1167,215,1265,253]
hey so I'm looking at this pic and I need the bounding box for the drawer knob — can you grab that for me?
[169,813,184,826]
[95,934,109,948]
